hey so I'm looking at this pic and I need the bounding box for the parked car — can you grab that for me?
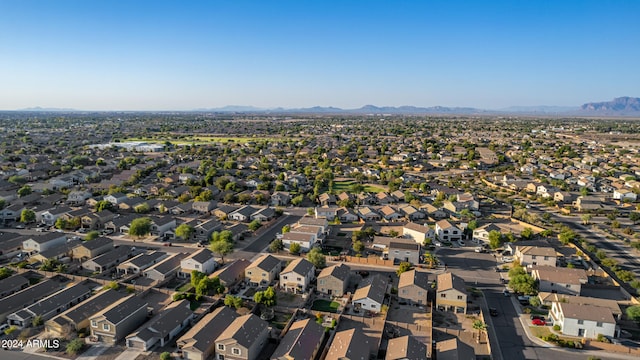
[531,318,546,326]
[503,289,510,297]
[163,242,172,247]
[15,224,25,229]
[474,247,484,253]
[489,308,498,316]
[530,315,545,321]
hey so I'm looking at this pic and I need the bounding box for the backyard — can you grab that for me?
[311,299,341,313]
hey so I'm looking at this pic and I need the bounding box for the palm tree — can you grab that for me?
[423,252,437,269]
[472,320,487,343]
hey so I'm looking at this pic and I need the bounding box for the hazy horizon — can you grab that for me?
[1,0,639,111]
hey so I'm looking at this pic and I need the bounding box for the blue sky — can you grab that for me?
[0,0,639,110]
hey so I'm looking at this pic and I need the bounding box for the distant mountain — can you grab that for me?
[194,105,266,112]
[580,97,640,115]
[20,106,78,112]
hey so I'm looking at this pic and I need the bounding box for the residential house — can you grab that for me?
[472,223,502,244]
[193,218,223,243]
[116,251,168,276]
[177,306,239,360]
[71,237,114,261]
[315,206,339,221]
[82,245,133,273]
[436,272,467,314]
[89,295,149,344]
[229,205,259,222]
[104,192,128,205]
[22,233,67,254]
[380,205,401,221]
[337,207,360,222]
[352,275,388,313]
[325,328,372,360]
[144,253,189,283]
[317,263,350,298]
[192,201,217,214]
[281,232,315,252]
[420,204,447,219]
[403,222,434,244]
[374,236,421,264]
[386,335,429,360]
[40,206,71,226]
[81,210,115,230]
[298,217,329,235]
[67,190,92,205]
[0,278,68,323]
[550,302,617,339]
[358,206,381,221]
[398,269,431,305]
[30,239,80,263]
[613,188,637,202]
[245,254,281,287]
[436,338,474,360]
[150,216,176,239]
[435,220,462,243]
[271,318,324,360]
[250,207,275,222]
[179,248,217,278]
[538,293,622,320]
[318,193,336,206]
[514,246,557,268]
[531,266,588,296]
[399,205,426,221]
[279,258,315,294]
[0,203,25,223]
[126,300,194,351]
[212,204,240,220]
[210,259,251,292]
[554,191,574,204]
[45,289,127,336]
[270,191,291,206]
[214,313,270,360]
[7,282,93,328]
[0,274,29,297]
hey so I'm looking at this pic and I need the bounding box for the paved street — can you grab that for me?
[436,247,587,360]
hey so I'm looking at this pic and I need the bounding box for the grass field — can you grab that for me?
[311,299,341,313]
[121,135,290,145]
[332,180,386,194]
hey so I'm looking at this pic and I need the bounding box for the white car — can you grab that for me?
[502,256,514,263]
[434,241,442,247]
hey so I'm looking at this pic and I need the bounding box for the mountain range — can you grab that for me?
[15,97,640,116]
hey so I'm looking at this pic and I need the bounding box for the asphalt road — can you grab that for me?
[240,214,301,253]
[437,247,587,360]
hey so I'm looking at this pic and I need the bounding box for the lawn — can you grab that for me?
[122,135,290,145]
[529,325,552,339]
[311,299,341,313]
[363,184,386,193]
[332,180,386,194]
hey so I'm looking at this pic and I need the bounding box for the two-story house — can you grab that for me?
[436,272,467,314]
[514,246,557,268]
[325,328,372,360]
[116,251,168,276]
[22,233,68,254]
[210,259,251,292]
[214,313,270,360]
[531,266,587,296]
[403,222,435,244]
[550,302,617,339]
[244,254,281,287]
[126,299,194,351]
[178,248,217,278]
[71,237,114,261]
[317,263,351,297]
[89,295,149,344]
[386,335,429,360]
[352,275,388,313]
[398,269,431,305]
[279,258,315,294]
[177,306,239,360]
[144,253,189,283]
[435,220,462,243]
[271,318,324,360]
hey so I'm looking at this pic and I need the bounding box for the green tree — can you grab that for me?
[209,238,234,264]
[175,223,195,241]
[467,220,478,231]
[558,229,577,245]
[248,219,262,232]
[0,267,14,280]
[17,185,32,197]
[282,224,291,234]
[191,270,206,288]
[289,242,301,255]
[630,212,640,224]
[95,200,114,212]
[269,239,284,253]
[66,338,84,355]
[55,217,68,230]
[134,203,150,214]
[306,247,326,268]
[488,230,503,249]
[129,217,152,238]
[254,286,276,307]
[224,295,243,309]
[352,240,364,254]
[581,214,592,225]
[396,261,412,276]
[291,195,304,206]
[0,199,5,210]
[85,230,100,241]
[472,320,487,343]
[520,227,533,240]
[20,209,36,223]
[626,305,640,323]
[509,273,537,295]
[160,352,172,360]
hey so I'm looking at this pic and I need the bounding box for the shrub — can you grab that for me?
[66,338,84,355]
[523,307,531,314]
[553,325,561,331]
[160,352,172,360]
[596,333,609,343]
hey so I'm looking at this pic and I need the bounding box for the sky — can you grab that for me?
[0,0,639,111]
